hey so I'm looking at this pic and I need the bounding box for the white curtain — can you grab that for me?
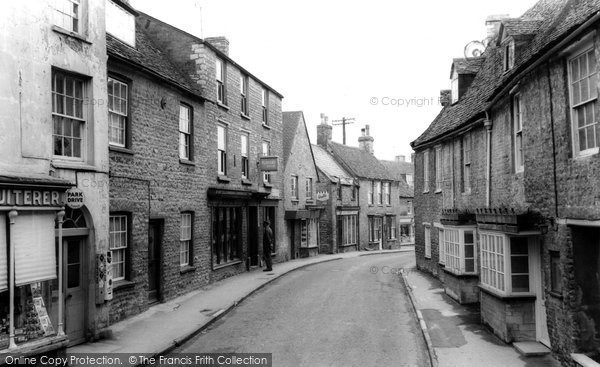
[0,214,7,292]
[14,212,57,286]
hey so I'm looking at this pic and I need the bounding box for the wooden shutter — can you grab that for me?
[14,213,57,286]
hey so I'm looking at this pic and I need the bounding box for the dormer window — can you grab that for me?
[106,0,136,47]
[451,72,459,104]
[503,40,515,72]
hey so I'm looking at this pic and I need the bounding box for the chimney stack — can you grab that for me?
[395,155,406,163]
[358,124,374,154]
[205,36,230,56]
[440,89,451,107]
[485,14,509,41]
[317,113,332,148]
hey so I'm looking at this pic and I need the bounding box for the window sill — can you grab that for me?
[262,123,271,130]
[241,178,252,186]
[291,199,299,203]
[109,145,134,155]
[217,102,230,111]
[339,243,357,248]
[423,190,430,194]
[241,113,251,120]
[300,245,319,249]
[218,175,231,183]
[180,265,196,274]
[435,189,442,194]
[213,260,242,270]
[478,285,536,301]
[574,147,600,160]
[442,268,478,278]
[113,280,136,291]
[52,25,92,44]
[263,182,273,188]
[51,160,103,173]
[179,159,196,166]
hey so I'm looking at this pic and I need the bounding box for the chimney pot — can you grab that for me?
[358,125,374,154]
[317,112,332,147]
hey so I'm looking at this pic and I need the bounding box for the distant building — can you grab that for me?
[312,115,360,254]
[282,112,322,258]
[381,157,415,245]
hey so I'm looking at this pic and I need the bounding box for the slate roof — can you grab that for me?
[106,30,197,96]
[412,0,600,149]
[311,144,353,183]
[451,57,485,77]
[282,111,304,166]
[329,142,393,180]
[502,19,544,37]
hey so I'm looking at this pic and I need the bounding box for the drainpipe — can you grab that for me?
[484,113,493,207]
[545,63,559,218]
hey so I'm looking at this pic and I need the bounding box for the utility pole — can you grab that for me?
[332,117,355,145]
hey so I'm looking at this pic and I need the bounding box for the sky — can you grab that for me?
[131,0,538,162]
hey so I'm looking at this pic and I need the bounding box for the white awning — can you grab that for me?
[0,214,7,292]
[14,212,57,287]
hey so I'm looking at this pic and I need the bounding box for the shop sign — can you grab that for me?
[66,188,85,209]
[0,189,63,207]
[259,156,278,172]
[316,191,329,201]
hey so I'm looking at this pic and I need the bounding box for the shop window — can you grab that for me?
[444,227,477,275]
[338,214,358,246]
[109,215,128,281]
[480,232,535,296]
[301,219,318,248]
[369,216,382,243]
[400,224,413,244]
[212,207,242,267]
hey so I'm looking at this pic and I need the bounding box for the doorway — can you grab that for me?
[148,220,162,303]
[248,207,259,267]
[531,238,550,347]
[64,238,86,346]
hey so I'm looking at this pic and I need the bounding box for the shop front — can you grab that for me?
[0,179,80,357]
[285,209,322,258]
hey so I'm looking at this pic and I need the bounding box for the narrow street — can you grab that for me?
[173,253,430,367]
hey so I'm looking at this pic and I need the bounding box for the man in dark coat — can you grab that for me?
[263,219,273,271]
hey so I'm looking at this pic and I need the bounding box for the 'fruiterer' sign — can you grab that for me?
[0,189,64,207]
[259,156,278,172]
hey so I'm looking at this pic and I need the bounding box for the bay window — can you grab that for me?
[480,232,536,296]
[444,227,477,275]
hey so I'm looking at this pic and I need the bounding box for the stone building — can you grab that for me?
[137,13,285,278]
[381,156,415,245]
[0,0,110,354]
[412,1,600,365]
[105,1,209,322]
[281,112,322,258]
[327,125,405,251]
[312,115,360,254]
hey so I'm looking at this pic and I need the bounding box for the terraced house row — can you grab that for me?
[412,1,600,365]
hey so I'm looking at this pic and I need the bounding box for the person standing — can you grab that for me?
[263,219,274,271]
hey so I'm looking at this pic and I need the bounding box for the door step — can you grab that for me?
[513,341,551,357]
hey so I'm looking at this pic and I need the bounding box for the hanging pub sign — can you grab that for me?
[316,191,329,202]
[0,189,64,207]
[66,188,85,209]
[259,156,279,172]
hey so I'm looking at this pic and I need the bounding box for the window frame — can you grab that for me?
[211,207,243,267]
[216,57,227,105]
[567,43,599,157]
[109,214,129,282]
[549,250,562,294]
[387,215,397,240]
[503,40,515,72]
[261,88,269,125]
[423,150,430,193]
[52,0,81,34]
[107,76,129,148]
[451,71,459,104]
[424,225,431,258]
[376,181,382,205]
[369,216,383,243]
[479,231,535,297]
[461,134,471,194]
[512,93,524,172]
[306,177,313,200]
[52,69,86,161]
[368,181,374,205]
[179,212,193,267]
[240,74,248,116]
[217,124,227,176]
[179,103,193,161]
[339,214,358,246]
[262,141,271,184]
[443,226,477,275]
[435,145,443,192]
[291,175,299,200]
[241,133,249,179]
[383,182,391,205]
[438,227,446,265]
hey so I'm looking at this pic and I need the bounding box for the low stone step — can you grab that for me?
[513,341,551,357]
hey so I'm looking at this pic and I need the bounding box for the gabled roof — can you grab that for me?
[412,0,600,149]
[501,18,544,38]
[311,144,353,183]
[282,111,319,180]
[107,29,198,97]
[450,57,485,78]
[380,160,415,198]
[329,142,393,180]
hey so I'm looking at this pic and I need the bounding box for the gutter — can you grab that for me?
[489,10,600,106]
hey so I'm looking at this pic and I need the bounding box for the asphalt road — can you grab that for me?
[173,253,430,367]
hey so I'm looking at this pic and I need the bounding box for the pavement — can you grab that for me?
[401,267,563,367]
[66,247,413,365]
